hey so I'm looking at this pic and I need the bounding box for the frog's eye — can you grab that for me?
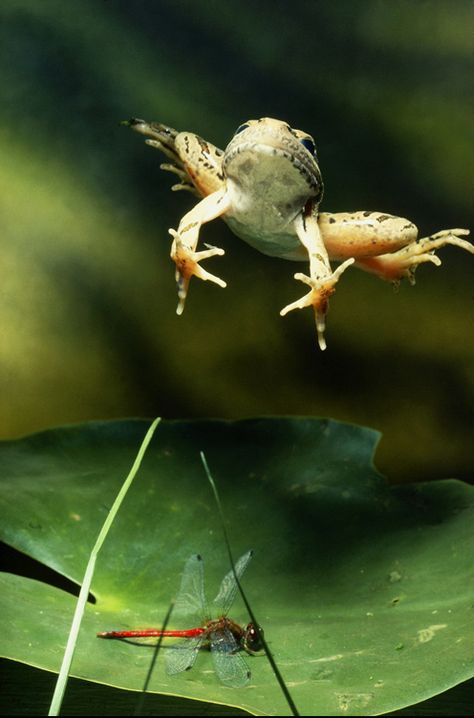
[234,123,250,136]
[300,137,317,156]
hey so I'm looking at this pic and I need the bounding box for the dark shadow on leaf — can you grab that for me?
[1,543,96,604]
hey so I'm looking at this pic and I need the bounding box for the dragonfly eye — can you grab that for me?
[243,622,264,654]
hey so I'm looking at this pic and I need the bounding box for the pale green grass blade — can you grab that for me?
[48,417,161,716]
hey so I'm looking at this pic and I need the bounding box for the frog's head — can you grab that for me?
[223,118,323,204]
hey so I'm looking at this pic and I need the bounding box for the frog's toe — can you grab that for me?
[279,282,314,316]
[175,273,190,316]
[314,310,328,351]
[200,243,226,260]
[174,265,226,315]
[192,264,227,287]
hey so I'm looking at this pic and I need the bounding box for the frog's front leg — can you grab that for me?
[354,228,472,285]
[280,209,355,350]
[170,187,231,314]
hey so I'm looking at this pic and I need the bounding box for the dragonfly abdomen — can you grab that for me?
[97,627,205,639]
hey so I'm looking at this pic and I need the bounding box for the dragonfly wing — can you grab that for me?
[165,636,203,675]
[210,628,251,687]
[174,554,207,619]
[212,550,253,614]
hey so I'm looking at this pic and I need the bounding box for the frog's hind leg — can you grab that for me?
[170,188,232,315]
[280,209,354,350]
[355,228,472,285]
[125,118,200,195]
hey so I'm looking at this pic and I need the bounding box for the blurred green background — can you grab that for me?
[1,0,472,482]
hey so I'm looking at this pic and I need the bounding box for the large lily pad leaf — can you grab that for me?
[0,418,473,716]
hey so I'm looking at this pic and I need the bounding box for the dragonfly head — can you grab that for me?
[242,622,264,654]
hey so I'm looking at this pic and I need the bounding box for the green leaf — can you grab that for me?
[1,418,473,716]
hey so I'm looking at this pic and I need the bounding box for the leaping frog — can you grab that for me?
[127,117,472,350]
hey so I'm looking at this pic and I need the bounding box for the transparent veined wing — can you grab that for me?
[209,627,251,687]
[212,550,253,615]
[165,636,203,675]
[173,554,207,619]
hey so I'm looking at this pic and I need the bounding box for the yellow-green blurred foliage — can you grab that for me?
[1,0,473,481]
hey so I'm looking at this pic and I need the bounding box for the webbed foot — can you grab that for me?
[280,258,355,350]
[357,229,472,285]
[397,229,472,284]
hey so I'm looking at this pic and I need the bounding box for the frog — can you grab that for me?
[126,117,472,350]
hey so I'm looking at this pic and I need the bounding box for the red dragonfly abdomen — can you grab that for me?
[97,627,205,639]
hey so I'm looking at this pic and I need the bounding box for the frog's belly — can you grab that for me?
[224,213,303,259]
[223,174,307,260]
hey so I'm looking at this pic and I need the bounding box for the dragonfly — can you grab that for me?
[97,550,264,687]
